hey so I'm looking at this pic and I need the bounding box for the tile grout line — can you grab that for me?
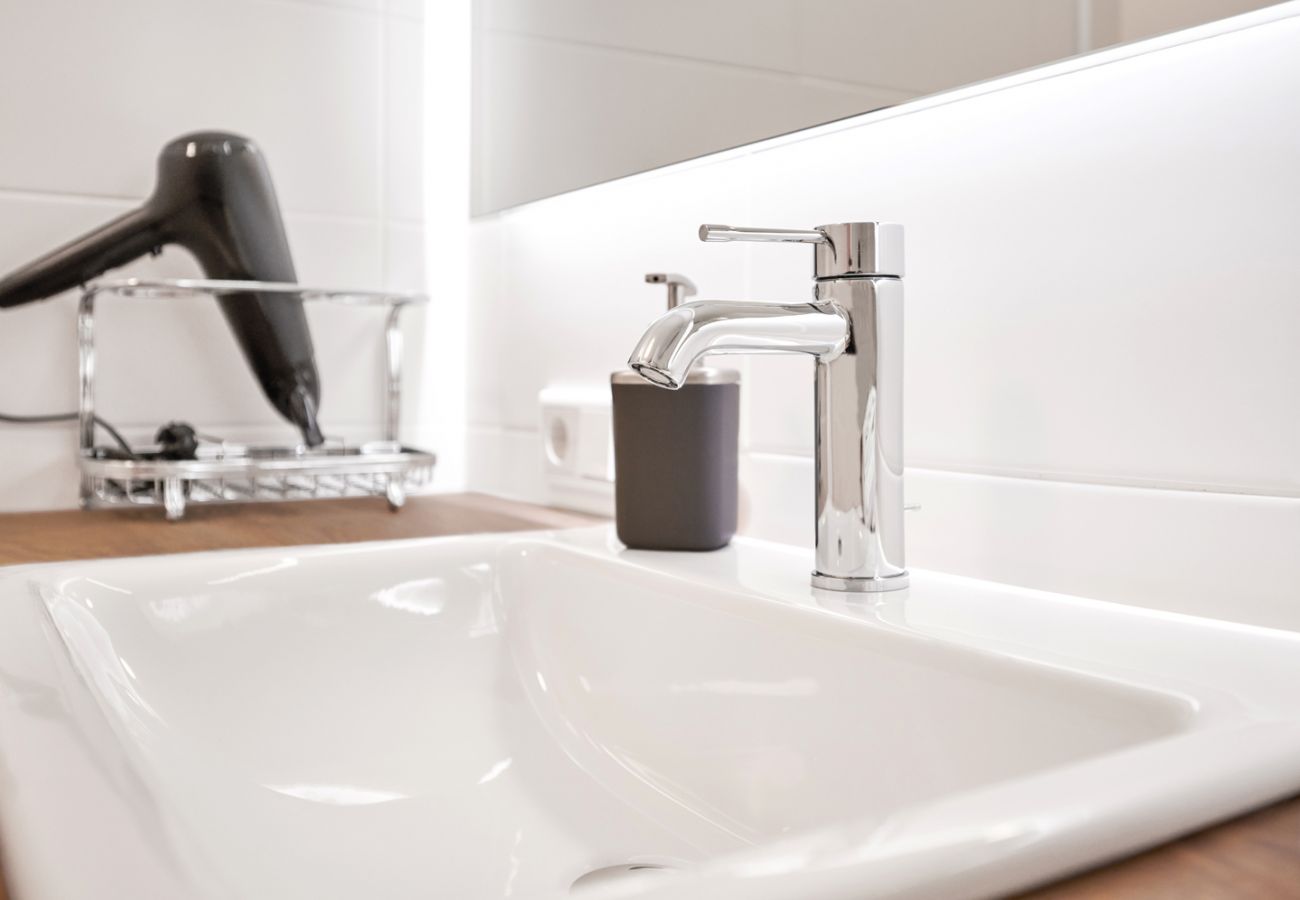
[743,449,1300,501]
[456,427,1300,502]
[484,27,924,98]
[0,186,400,228]
[0,186,140,205]
[262,0,387,20]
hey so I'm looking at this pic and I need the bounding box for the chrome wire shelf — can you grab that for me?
[78,278,434,520]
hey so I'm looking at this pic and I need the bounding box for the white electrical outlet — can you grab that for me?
[538,386,614,515]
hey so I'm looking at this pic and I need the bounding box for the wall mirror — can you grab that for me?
[471,0,1279,214]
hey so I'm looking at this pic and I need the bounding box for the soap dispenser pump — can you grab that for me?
[611,273,740,550]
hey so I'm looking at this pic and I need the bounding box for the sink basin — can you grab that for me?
[1,528,1298,899]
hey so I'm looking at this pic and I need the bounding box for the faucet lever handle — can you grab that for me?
[700,222,904,279]
[699,224,827,244]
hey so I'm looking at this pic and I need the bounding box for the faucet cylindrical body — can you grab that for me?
[811,276,907,591]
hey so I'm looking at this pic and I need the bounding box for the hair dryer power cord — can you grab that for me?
[0,410,136,457]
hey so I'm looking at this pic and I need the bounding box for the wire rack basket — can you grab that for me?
[78,278,435,520]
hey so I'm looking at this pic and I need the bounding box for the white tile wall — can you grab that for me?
[0,0,383,214]
[474,31,911,214]
[742,26,1300,495]
[0,0,434,512]
[740,452,1300,633]
[466,6,1300,625]
[474,0,1095,211]
[1112,0,1281,40]
[482,0,1087,94]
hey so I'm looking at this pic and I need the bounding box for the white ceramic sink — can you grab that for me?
[1,528,1299,900]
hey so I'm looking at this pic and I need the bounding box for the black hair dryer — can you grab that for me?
[0,132,324,447]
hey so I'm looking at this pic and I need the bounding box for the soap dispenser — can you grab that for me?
[611,273,740,550]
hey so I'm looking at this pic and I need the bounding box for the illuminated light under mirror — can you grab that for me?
[471,0,1285,212]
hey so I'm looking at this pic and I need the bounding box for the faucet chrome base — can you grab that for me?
[811,571,910,593]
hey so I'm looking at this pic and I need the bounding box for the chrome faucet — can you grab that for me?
[627,222,908,592]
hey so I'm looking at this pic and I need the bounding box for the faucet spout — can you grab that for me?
[627,300,848,389]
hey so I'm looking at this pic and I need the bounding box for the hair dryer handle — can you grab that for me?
[0,206,163,308]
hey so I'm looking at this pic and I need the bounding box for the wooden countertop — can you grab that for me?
[0,492,601,567]
[0,493,1295,899]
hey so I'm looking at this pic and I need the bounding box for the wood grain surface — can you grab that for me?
[1022,794,1300,898]
[0,492,600,566]
[0,493,1296,899]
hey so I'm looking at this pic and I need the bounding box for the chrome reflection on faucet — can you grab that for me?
[627,222,908,593]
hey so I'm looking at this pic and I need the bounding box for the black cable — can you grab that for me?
[0,411,136,457]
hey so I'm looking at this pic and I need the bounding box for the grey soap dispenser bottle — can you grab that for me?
[611,273,740,550]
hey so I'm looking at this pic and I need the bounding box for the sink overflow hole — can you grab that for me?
[571,862,679,893]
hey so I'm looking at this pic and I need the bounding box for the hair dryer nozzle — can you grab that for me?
[287,384,325,448]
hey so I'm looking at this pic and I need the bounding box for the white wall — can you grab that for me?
[471,0,1280,212]
[466,5,1300,630]
[1106,0,1280,39]
[0,0,434,512]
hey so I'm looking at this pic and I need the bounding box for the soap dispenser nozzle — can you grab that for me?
[644,272,697,309]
